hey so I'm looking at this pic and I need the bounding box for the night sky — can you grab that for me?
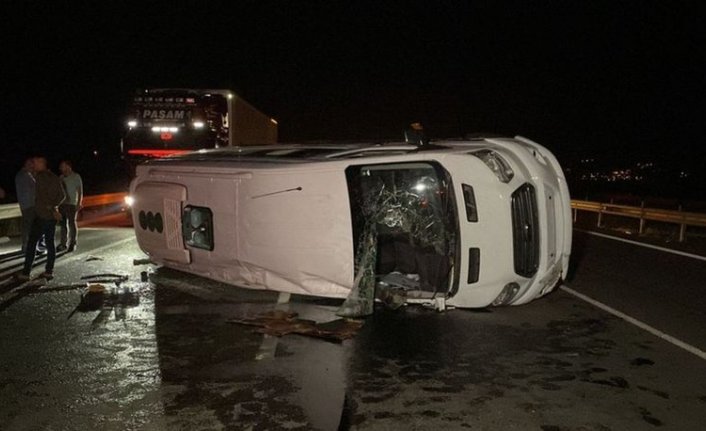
[2,1,705,196]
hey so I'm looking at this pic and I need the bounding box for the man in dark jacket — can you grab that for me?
[15,157,37,253]
[18,157,65,281]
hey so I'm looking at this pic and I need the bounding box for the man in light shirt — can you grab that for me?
[57,160,83,252]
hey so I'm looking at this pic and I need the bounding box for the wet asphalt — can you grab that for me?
[1,228,706,430]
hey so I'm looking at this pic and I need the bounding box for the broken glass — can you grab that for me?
[338,162,457,317]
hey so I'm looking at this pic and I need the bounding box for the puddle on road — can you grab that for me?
[152,280,350,431]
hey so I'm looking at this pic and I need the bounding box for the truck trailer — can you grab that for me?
[122,88,277,162]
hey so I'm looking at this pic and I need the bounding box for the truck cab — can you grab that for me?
[122,88,277,175]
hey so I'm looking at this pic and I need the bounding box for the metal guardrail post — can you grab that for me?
[597,205,603,228]
[678,205,686,243]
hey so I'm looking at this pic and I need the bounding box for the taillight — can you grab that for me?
[127,149,190,157]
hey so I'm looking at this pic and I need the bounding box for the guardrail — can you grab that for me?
[0,192,127,222]
[571,199,706,242]
[3,194,705,243]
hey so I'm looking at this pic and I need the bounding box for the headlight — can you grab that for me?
[182,206,214,250]
[492,282,520,306]
[124,195,135,207]
[127,120,137,128]
[193,121,205,129]
[472,150,514,183]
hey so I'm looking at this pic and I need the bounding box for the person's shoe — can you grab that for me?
[67,245,76,253]
[16,273,31,282]
[40,271,54,280]
[35,250,46,256]
[56,245,68,252]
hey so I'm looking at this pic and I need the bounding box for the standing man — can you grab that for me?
[57,160,83,252]
[15,157,36,254]
[18,157,65,281]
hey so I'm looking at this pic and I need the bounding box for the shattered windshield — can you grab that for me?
[339,162,458,317]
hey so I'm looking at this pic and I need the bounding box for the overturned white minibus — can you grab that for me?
[129,136,571,312]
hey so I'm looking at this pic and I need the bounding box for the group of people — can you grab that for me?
[14,157,83,281]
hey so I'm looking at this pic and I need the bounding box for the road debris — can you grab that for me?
[80,273,129,285]
[88,284,107,293]
[68,284,140,322]
[81,273,128,281]
[228,310,364,343]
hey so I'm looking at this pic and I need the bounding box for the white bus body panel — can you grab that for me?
[132,165,354,298]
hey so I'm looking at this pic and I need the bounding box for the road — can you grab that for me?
[1,228,705,430]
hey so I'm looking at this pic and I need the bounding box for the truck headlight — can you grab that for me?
[472,150,514,183]
[182,206,214,250]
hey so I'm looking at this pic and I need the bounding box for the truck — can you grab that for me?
[121,88,277,162]
[127,134,572,315]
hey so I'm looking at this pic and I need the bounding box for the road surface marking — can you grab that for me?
[54,236,135,269]
[560,285,706,361]
[578,229,706,262]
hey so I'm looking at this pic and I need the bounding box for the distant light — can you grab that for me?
[227,94,233,99]
[124,195,135,207]
[270,118,278,125]
[151,126,179,133]
[413,183,427,193]
[93,150,99,156]
[127,120,137,128]
[193,121,205,129]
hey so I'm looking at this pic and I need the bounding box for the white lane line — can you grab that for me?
[577,229,706,262]
[560,285,706,361]
[53,236,135,269]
